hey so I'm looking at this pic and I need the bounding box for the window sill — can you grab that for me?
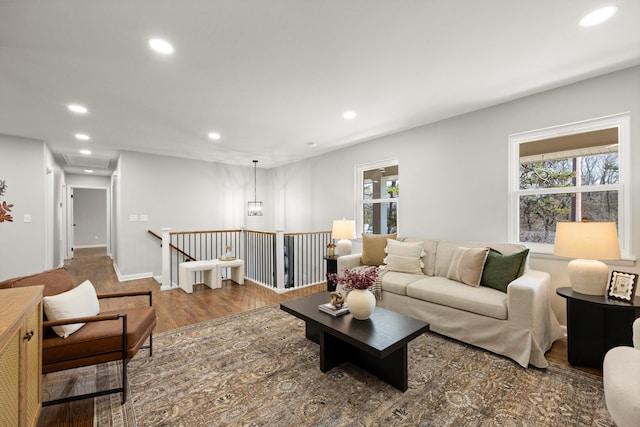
[529,249,636,268]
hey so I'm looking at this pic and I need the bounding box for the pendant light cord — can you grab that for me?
[253,160,258,202]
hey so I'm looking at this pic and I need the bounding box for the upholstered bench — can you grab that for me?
[178,260,218,293]
[214,259,245,287]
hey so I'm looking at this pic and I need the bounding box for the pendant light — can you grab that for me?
[248,160,263,216]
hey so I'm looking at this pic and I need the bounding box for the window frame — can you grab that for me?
[508,113,630,257]
[355,159,399,236]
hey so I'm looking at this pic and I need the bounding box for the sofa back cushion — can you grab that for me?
[8,267,74,297]
[403,238,438,275]
[434,241,528,278]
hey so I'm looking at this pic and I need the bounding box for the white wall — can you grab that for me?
[0,135,47,279]
[112,151,274,278]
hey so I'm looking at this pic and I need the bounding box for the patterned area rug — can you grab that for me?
[91,305,614,426]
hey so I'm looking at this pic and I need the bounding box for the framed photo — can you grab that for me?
[607,271,639,302]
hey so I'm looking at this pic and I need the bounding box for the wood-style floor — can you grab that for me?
[37,248,600,426]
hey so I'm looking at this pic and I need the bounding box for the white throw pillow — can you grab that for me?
[43,280,100,338]
[446,246,489,287]
[384,239,425,274]
[384,254,424,274]
[384,239,425,258]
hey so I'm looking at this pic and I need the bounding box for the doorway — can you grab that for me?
[66,187,110,259]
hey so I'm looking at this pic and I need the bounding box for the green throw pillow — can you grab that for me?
[480,248,529,293]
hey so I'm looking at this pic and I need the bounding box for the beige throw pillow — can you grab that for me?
[446,246,489,287]
[361,233,397,266]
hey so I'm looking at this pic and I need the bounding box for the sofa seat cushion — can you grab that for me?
[42,306,156,373]
[380,271,428,296]
[406,276,508,320]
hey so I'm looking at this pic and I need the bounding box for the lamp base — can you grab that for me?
[336,239,352,256]
[568,259,610,296]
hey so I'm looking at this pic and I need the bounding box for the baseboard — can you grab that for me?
[73,244,108,249]
[153,275,179,291]
[112,261,154,282]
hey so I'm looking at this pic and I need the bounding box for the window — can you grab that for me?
[356,160,399,235]
[509,113,630,255]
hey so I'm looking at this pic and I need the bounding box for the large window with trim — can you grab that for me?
[356,160,398,235]
[509,114,630,255]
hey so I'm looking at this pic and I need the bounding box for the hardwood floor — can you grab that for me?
[37,248,326,426]
[37,248,600,426]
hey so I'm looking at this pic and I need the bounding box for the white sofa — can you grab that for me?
[337,238,563,368]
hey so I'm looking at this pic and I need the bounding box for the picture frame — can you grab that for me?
[607,271,639,302]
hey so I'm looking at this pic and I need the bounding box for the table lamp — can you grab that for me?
[332,219,356,256]
[554,221,620,295]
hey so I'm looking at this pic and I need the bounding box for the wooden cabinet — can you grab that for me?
[0,286,43,427]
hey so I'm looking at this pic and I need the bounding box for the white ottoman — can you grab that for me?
[603,318,640,427]
[178,260,217,293]
[213,259,245,287]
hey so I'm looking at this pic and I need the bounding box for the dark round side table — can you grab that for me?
[556,287,640,368]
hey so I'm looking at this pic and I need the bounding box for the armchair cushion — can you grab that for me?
[42,305,156,373]
[43,280,100,338]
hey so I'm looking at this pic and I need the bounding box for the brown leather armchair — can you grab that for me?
[0,267,156,405]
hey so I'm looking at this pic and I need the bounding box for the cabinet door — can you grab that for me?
[0,332,20,427]
[24,304,41,426]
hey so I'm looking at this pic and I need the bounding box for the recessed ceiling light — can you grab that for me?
[148,38,174,55]
[68,104,88,114]
[208,132,221,141]
[343,111,357,120]
[579,6,618,27]
[75,133,90,141]
[306,141,317,147]
[80,149,91,155]
[84,169,94,174]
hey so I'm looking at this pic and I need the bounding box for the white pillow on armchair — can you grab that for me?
[43,280,100,338]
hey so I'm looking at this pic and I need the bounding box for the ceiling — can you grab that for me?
[1,1,639,175]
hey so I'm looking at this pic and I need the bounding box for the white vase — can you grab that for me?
[347,289,376,320]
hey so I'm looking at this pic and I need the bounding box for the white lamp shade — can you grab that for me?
[554,221,620,295]
[331,219,356,240]
[554,221,620,260]
[332,219,356,256]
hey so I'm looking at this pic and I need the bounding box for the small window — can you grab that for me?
[509,114,630,255]
[356,160,398,235]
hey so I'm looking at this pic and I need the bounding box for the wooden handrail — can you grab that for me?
[169,229,243,236]
[147,230,195,261]
[284,230,331,236]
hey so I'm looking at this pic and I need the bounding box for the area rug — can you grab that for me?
[92,305,614,426]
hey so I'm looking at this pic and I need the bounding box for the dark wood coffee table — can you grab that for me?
[280,292,429,391]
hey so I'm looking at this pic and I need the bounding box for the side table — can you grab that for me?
[324,256,338,292]
[556,287,640,368]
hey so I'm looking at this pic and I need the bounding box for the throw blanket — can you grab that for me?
[371,266,387,300]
